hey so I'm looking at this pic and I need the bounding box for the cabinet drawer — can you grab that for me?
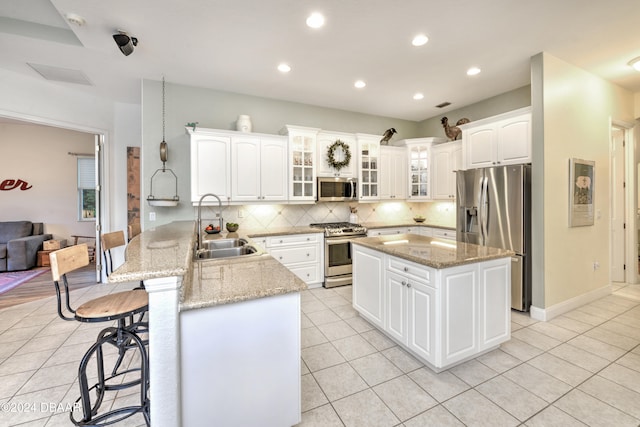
[432,229,456,241]
[367,227,406,237]
[387,257,431,284]
[266,233,320,247]
[288,264,320,284]
[270,245,318,265]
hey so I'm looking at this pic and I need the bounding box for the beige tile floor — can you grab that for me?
[297,283,640,427]
[1,281,639,426]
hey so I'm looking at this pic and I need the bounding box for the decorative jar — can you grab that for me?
[236,115,252,132]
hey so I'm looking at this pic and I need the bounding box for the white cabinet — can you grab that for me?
[461,107,531,169]
[367,226,419,237]
[265,233,323,286]
[352,245,385,328]
[189,129,231,202]
[431,141,462,200]
[231,135,288,202]
[356,134,380,201]
[317,131,357,178]
[379,146,407,200]
[351,243,510,371]
[283,125,319,202]
[408,143,431,200]
[431,228,456,241]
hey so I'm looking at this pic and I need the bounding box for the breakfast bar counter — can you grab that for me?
[109,221,308,427]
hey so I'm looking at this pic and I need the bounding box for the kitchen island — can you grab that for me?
[109,221,308,427]
[351,233,513,372]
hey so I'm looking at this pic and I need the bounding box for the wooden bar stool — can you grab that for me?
[50,244,150,426]
[103,230,145,290]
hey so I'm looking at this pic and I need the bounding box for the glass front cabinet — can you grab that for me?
[356,134,380,201]
[282,125,320,202]
[400,137,446,201]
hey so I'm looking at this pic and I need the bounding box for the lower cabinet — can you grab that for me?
[264,233,324,287]
[352,245,385,329]
[352,243,510,370]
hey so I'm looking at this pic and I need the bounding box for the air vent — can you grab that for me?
[27,63,93,86]
[435,102,451,108]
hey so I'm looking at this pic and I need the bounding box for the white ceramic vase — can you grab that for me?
[236,115,252,132]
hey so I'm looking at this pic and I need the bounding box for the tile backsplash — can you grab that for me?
[197,201,456,231]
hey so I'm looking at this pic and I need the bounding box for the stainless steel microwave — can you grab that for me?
[317,177,357,202]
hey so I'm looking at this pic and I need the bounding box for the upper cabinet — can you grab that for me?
[356,134,380,202]
[189,129,232,203]
[317,131,357,178]
[461,107,531,170]
[190,127,287,204]
[431,141,462,200]
[379,146,407,200]
[282,125,320,202]
[231,135,288,202]
[393,137,445,201]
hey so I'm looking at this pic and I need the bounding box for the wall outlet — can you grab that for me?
[238,208,245,218]
[149,212,156,221]
[593,261,600,271]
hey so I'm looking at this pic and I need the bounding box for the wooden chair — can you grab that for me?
[50,244,150,426]
[128,223,141,242]
[101,231,127,277]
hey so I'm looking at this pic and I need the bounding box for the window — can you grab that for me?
[78,157,96,220]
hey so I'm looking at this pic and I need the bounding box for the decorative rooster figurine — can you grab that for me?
[380,128,397,145]
[440,117,470,141]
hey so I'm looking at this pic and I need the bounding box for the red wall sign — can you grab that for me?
[0,179,33,191]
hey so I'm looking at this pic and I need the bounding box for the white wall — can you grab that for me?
[0,70,142,244]
[140,80,423,228]
[534,53,635,309]
[0,123,95,241]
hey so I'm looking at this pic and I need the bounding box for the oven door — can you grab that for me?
[325,238,353,277]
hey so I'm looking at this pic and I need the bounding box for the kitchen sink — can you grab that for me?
[202,238,248,250]
[195,245,260,260]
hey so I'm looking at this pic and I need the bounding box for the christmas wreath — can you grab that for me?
[327,140,351,171]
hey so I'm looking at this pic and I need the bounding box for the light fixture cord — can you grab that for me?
[162,76,166,143]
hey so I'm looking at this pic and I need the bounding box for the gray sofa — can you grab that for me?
[0,221,52,272]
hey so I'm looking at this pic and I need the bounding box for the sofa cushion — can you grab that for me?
[0,221,33,244]
[0,243,6,259]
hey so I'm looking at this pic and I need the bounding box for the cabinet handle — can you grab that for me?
[403,267,409,272]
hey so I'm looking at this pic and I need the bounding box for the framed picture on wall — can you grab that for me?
[569,158,595,227]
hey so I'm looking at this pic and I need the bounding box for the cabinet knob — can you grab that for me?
[407,283,412,288]
[280,240,283,243]
[307,238,310,241]
[306,253,310,257]
[279,256,283,260]
[402,281,407,286]
[403,267,409,272]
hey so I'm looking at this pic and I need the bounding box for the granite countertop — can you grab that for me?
[108,220,196,283]
[182,254,307,311]
[352,234,513,269]
[109,221,308,312]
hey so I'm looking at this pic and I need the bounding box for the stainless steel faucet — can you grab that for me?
[197,193,223,250]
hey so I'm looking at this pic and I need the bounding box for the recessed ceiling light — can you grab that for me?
[411,34,429,46]
[306,12,325,28]
[413,93,424,100]
[277,63,291,73]
[628,57,640,72]
[467,67,481,76]
[354,80,366,89]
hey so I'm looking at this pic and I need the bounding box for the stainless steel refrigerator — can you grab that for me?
[456,164,531,311]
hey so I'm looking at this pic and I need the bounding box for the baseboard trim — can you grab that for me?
[530,284,612,321]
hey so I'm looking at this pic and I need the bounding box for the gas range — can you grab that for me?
[309,222,367,238]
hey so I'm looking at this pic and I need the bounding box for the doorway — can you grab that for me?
[611,126,625,282]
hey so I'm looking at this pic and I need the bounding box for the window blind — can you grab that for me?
[77,157,95,189]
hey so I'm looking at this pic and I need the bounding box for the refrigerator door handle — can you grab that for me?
[480,176,489,245]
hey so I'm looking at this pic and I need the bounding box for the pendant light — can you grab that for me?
[147,77,179,207]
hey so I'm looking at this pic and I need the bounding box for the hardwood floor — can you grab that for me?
[0,264,98,310]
